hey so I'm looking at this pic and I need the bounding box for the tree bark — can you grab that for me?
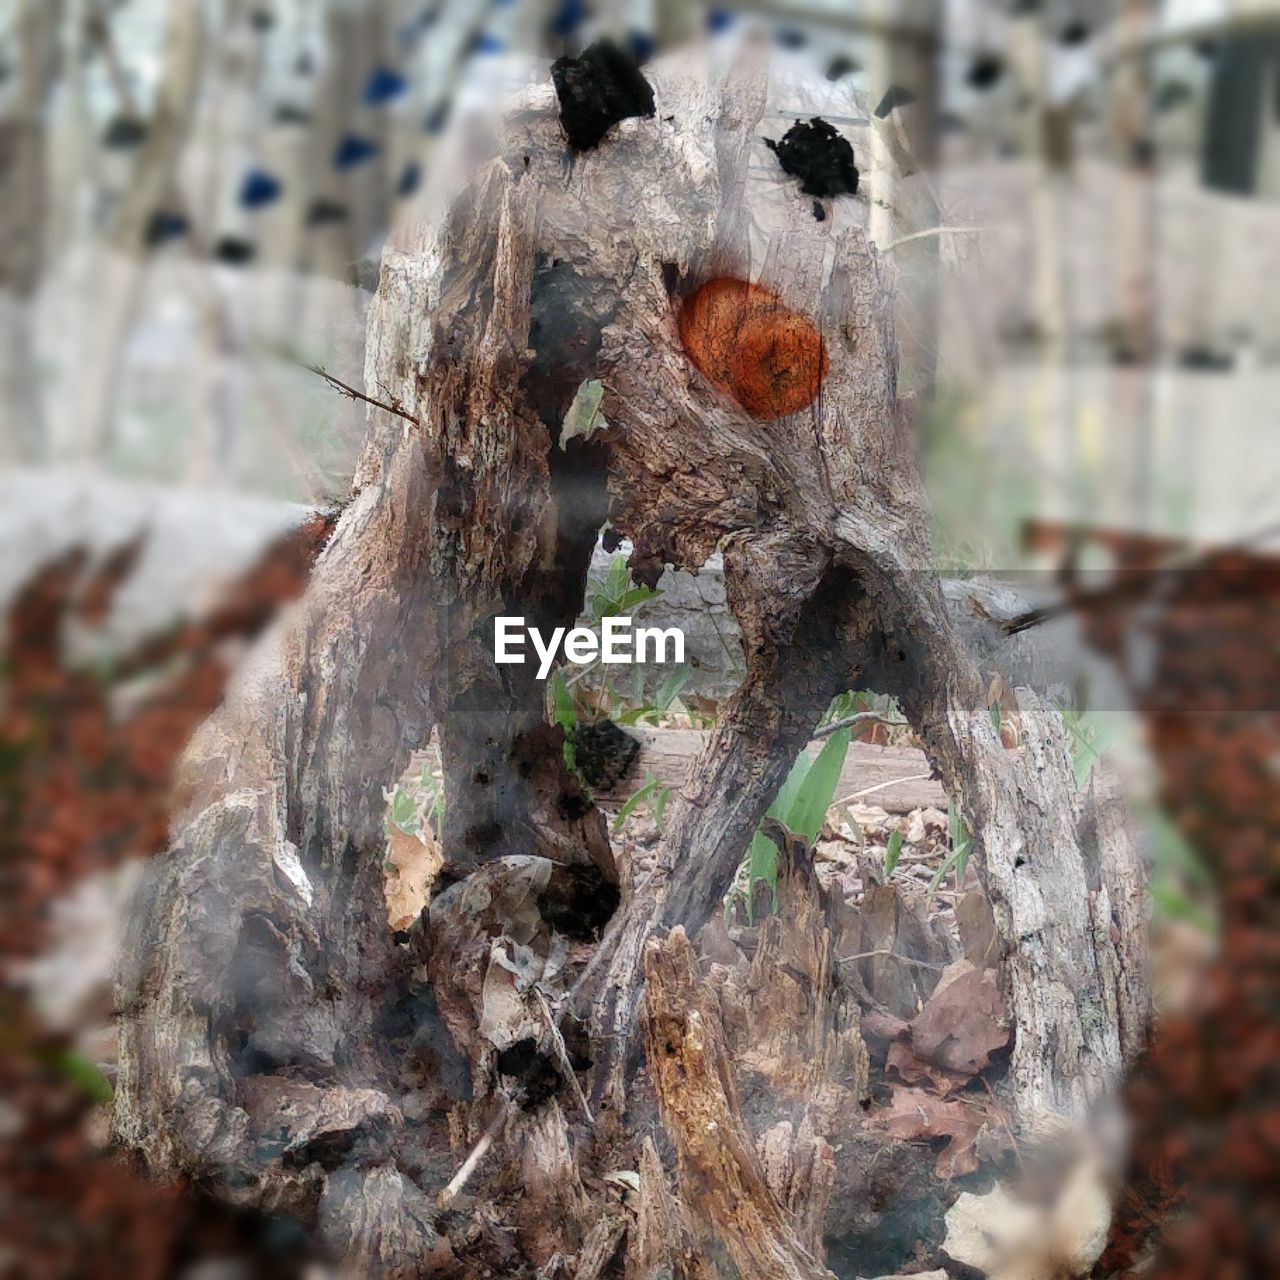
[115,47,1147,1277]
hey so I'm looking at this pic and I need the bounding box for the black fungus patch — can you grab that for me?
[496,1038,560,1109]
[764,117,859,199]
[571,719,641,790]
[537,863,621,942]
[551,39,656,151]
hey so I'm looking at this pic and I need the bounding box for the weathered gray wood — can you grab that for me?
[113,42,1147,1278]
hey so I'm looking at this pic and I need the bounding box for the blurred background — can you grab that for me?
[3,0,1278,546]
[1,0,1277,1276]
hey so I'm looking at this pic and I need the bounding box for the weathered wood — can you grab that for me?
[644,928,837,1280]
[113,42,1147,1278]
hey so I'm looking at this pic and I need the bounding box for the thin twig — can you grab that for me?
[534,987,594,1125]
[838,949,947,972]
[813,711,908,740]
[564,658,601,688]
[830,772,935,809]
[437,1103,508,1209]
[883,224,993,253]
[298,359,421,428]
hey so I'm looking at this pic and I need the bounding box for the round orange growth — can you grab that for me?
[678,277,828,419]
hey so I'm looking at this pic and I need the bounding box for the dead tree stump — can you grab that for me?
[114,45,1148,1278]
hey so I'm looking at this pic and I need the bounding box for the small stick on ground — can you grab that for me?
[437,1103,508,1210]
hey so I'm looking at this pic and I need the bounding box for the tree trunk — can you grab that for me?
[115,47,1147,1278]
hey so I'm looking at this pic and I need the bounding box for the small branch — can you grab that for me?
[813,710,908,740]
[883,224,993,253]
[830,772,935,809]
[534,986,594,1125]
[298,359,421,429]
[437,1103,508,1210]
[838,949,946,972]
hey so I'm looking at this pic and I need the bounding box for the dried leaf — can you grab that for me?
[885,1040,970,1098]
[905,808,927,844]
[876,1086,1003,1178]
[909,966,1010,1077]
[384,824,442,931]
[956,891,998,967]
[848,802,891,829]
[859,1008,909,1056]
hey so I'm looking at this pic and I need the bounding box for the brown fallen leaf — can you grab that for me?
[876,1085,1006,1178]
[860,1008,910,1058]
[886,1039,971,1098]
[385,823,443,931]
[909,966,1010,1077]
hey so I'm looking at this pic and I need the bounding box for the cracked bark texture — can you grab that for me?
[114,45,1147,1278]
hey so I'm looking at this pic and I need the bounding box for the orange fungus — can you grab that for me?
[677,277,828,419]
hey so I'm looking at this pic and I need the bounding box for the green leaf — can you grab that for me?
[614,774,659,832]
[55,1049,114,1104]
[989,700,1002,732]
[616,704,655,726]
[549,671,578,771]
[769,751,812,827]
[884,829,904,877]
[560,379,607,448]
[606,554,629,605]
[652,784,670,831]
[618,585,661,612]
[927,845,965,899]
[930,801,973,899]
[390,788,419,834]
[786,727,852,843]
[739,729,853,913]
[652,667,691,718]
[742,752,812,906]
[746,832,778,915]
